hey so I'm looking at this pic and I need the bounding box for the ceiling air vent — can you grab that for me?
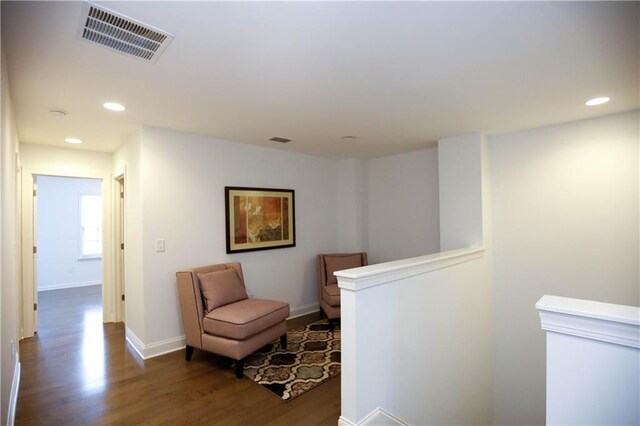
[270,137,292,143]
[78,2,174,62]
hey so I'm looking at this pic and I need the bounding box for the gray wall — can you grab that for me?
[367,147,440,262]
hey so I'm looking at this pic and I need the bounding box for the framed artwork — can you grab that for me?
[225,186,296,253]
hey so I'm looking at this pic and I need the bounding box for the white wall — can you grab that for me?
[335,158,369,253]
[547,332,639,425]
[340,134,492,425]
[439,134,484,251]
[490,110,640,425]
[537,295,640,426]
[340,251,493,425]
[20,143,113,175]
[139,126,362,346]
[36,176,102,291]
[367,147,440,263]
[1,48,21,425]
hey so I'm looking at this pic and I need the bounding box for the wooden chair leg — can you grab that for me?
[280,333,288,350]
[235,358,244,379]
[185,345,194,361]
[328,319,335,332]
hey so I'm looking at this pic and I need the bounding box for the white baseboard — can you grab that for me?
[125,327,146,360]
[144,336,185,359]
[338,416,356,426]
[126,327,185,360]
[38,280,101,292]
[339,408,407,426]
[289,302,320,319]
[6,355,20,426]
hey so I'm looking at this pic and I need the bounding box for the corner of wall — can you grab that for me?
[1,46,21,426]
[437,133,484,251]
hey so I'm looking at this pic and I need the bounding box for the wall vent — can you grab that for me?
[270,137,292,143]
[78,2,174,62]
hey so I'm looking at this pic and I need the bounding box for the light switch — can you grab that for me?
[156,239,165,252]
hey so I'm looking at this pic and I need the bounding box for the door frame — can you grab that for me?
[21,167,116,338]
[114,169,126,323]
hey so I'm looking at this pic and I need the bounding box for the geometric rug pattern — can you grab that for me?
[243,320,341,401]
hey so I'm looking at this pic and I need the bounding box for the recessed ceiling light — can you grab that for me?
[49,110,66,118]
[585,97,610,106]
[65,138,83,144]
[103,102,126,112]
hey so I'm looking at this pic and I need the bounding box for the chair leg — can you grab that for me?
[235,358,244,379]
[280,333,288,350]
[328,319,335,332]
[185,345,194,361]
[319,309,327,320]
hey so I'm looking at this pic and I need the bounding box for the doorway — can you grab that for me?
[34,176,104,330]
[21,167,117,339]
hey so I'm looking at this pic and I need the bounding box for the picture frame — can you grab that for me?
[225,186,296,253]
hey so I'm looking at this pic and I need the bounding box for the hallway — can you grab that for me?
[15,287,340,425]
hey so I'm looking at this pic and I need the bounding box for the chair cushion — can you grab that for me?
[324,254,364,285]
[198,268,248,313]
[203,299,290,340]
[322,284,340,307]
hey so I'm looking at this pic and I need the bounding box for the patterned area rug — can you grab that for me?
[243,320,340,401]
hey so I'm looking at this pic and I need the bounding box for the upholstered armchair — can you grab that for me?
[317,253,368,326]
[176,262,289,378]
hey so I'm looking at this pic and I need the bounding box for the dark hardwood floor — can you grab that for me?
[16,286,340,425]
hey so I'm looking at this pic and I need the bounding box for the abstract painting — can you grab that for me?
[225,187,295,253]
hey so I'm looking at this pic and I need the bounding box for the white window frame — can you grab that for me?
[79,193,102,260]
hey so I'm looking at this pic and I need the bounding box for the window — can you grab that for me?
[80,194,102,259]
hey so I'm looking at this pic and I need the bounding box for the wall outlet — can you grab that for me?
[10,340,15,359]
[156,239,165,252]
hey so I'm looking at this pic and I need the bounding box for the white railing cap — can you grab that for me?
[536,295,640,326]
[335,247,484,292]
[537,295,640,348]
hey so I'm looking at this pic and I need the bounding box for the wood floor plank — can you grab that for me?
[16,286,341,425]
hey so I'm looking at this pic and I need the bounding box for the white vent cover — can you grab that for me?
[78,2,174,62]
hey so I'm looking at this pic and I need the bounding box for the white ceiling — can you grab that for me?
[2,1,638,159]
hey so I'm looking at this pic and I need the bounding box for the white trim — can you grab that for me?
[38,281,102,292]
[144,336,185,359]
[537,295,640,349]
[339,408,407,426]
[246,298,318,320]
[248,293,320,319]
[336,247,485,292]
[338,416,356,426]
[113,171,126,323]
[125,327,145,360]
[289,303,319,319]
[78,254,102,260]
[125,327,185,360]
[6,356,20,426]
